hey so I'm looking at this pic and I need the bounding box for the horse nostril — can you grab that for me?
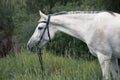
[31,47,34,51]
[27,43,36,52]
[27,44,30,50]
[27,44,33,51]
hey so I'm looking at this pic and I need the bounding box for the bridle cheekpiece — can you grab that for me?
[36,15,51,48]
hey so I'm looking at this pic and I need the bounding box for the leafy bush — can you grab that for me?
[13,0,120,59]
[14,13,39,46]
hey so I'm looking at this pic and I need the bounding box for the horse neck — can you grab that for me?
[51,13,97,43]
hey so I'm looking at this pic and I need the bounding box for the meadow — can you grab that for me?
[1,0,120,80]
[0,50,102,80]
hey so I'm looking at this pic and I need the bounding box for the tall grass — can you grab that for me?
[0,50,102,80]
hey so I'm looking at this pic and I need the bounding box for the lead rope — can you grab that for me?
[37,49,45,80]
[37,15,51,80]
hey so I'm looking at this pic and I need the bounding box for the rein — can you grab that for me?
[37,49,45,80]
[36,15,51,80]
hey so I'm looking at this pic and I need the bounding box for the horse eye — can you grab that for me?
[38,27,43,30]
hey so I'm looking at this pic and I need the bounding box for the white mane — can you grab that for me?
[52,11,114,16]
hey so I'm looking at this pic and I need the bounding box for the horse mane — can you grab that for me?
[52,11,102,16]
[52,11,115,16]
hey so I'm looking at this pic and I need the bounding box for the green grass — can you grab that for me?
[0,50,102,80]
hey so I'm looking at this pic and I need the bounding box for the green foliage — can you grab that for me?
[0,2,14,38]
[13,0,120,58]
[26,0,81,14]
[13,12,39,46]
[1,0,120,57]
[0,0,26,56]
[0,50,102,80]
[0,0,24,33]
[26,0,41,14]
[105,0,120,12]
[1,0,120,79]
[45,33,93,59]
[80,0,106,10]
[51,2,81,12]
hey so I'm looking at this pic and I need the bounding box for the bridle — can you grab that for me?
[36,15,51,47]
[36,15,51,80]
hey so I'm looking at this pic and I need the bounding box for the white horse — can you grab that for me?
[27,10,120,80]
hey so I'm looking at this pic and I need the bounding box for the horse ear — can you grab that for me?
[39,10,47,19]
